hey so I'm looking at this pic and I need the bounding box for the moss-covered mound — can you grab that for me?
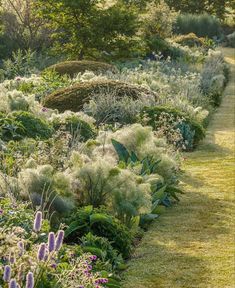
[45,60,117,77]
[43,80,157,113]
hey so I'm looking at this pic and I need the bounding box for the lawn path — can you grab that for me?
[122,48,235,288]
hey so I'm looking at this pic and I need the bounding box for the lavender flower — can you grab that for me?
[37,243,46,261]
[9,279,17,288]
[55,230,64,251]
[33,211,42,232]
[3,265,11,282]
[48,232,55,253]
[26,272,34,288]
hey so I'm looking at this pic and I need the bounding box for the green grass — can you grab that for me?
[121,48,235,288]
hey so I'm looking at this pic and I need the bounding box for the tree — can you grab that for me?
[0,0,51,51]
[35,0,139,59]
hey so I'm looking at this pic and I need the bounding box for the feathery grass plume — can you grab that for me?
[3,265,11,282]
[48,232,55,252]
[55,230,64,251]
[37,243,46,261]
[33,211,42,232]
[26,272,34,288]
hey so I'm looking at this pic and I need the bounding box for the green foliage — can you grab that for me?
[173,33,215,49]
[173,13,222,38]
[140,106,205,150]
[43,80,155,113]
[36,0,139,59]
[0,112,25,141]
[12,111,54,140]
[226,31,235,47]
[52,114,97,142]
[65,206,133,258]
[46,60,117,77]
[166,0,233,21]
[81,232,124,269]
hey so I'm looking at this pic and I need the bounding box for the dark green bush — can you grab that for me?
[65,206,133,258]
[46,60,117,77]
[52,115,97,141]
[140,106,205,150]
[146,36,184,59]
[0,112,25,142]
[43,80,157,113]
[174,13,222,38]
[12,111,54,140]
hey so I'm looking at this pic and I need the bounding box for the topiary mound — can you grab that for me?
[173,33,214,49]
[45,60,117,77]
[43,80,157,113]
[140,106,205,151]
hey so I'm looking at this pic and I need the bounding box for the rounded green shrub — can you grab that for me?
[12,111,54,140]
[140,106,205,150]
[52,114,97,141]
[173,33,212,48]
[43,80,157,113]
[45,60,117,77]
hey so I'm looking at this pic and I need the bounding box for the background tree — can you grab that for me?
[35,0,139,60]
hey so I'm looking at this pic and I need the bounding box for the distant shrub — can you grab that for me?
[226,32,235,48]
[173,33,214,49]
[46,60,117,77]
[140,106,205,150]
[43,80,157,113]
[200,50,229,106]
[174,13,222,38]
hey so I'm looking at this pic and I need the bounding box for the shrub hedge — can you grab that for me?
[140,106,205,150]
[45,60,117,77]
[43,80,157,113]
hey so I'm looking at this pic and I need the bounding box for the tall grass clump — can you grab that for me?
[174,13,222,38]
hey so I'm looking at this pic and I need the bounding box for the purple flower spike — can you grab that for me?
[3,265,11,282]
[9,279,17,288]
[9,253,15,264]
[37,243,46,261]
[26,272,34,288]
[33,211,42,232]
[48,232,55,253]
[55,230,64,251]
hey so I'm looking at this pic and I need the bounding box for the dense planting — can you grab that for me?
[0,1,231,287]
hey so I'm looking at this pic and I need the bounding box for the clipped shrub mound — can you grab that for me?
[43,80,157,113]
[45,60,117,77]
[140,106,205,150]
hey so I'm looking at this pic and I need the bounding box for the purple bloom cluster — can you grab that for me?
[33,211,42,232]
[95,278,108,284]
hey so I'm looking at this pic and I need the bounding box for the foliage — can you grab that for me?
[42,80,156,113]
[50,111,97,142]
[173,33,215,50]
[46,60,117,77]
[35,0,139,59]
[166,0,234,21]
[173,13,222,38]
[200,50,229,106]
[65,206,133,258]
[140,106,205,150]
[226,31,235,47]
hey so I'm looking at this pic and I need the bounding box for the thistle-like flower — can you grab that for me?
[26,272,34,288]
[9,279,17,288]
[33,211,42,232]
[3,265,11,282]
[37,243,46,261]
[48,232,55,253]
[55,230,64,251]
